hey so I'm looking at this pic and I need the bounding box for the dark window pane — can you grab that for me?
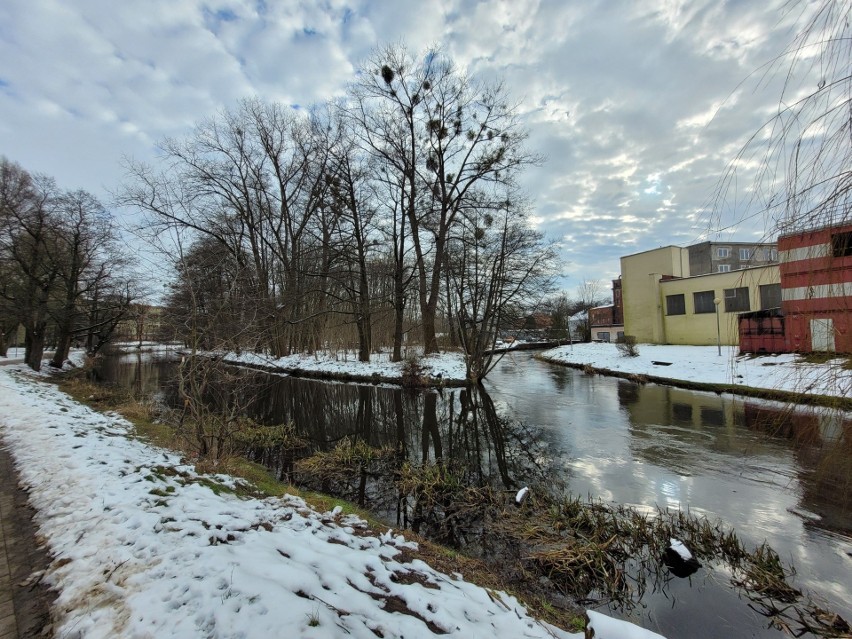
[672,403,692,423]
[723,287,750,312]
[759,283,781,309]
[700,406,725,426]
[693,290,715,314]
[666,294,685,315]
[831,231,852,258]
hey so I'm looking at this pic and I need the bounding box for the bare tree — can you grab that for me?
[324,124,380,361]
[446,195,557,383]
[0,159,62,370]
[48,189,126,367]
[573,278,609,342]
[716,0,851,233]
[350,44,542,354]
[120,99,338,356]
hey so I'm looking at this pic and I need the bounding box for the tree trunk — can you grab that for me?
[24,325,46,372]
[421,303,439,354]
[356,316,371,362]
[50,332,72,368]
[0,326,11,357]
[391,267,405,362]
[50,296,76,367]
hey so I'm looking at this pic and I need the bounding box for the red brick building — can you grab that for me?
[589,279,624,342]
[778,222,852,353]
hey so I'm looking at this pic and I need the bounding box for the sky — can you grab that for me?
[0,0,820,295]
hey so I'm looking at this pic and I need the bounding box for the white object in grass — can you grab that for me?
[668,538,693,561]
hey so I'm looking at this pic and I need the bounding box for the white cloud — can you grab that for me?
[0,0,815,290]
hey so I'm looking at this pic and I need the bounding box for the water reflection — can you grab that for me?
[218,374,557,490]
[618,381,852,529]
[89,351,174,397]
[91,351,852,637]
[484,355,852,631]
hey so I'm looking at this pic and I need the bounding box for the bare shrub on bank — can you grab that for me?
[615,335,639,357]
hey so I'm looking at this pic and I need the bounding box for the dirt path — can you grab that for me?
[0,442,54,638]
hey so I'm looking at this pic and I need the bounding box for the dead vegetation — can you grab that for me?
[54,363,851,637]
[293,441,851,638]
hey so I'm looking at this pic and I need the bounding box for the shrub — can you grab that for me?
[615,335,639,357]
[401,354,427,387]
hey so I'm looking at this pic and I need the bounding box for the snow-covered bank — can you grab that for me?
[539,343,852,400]
[112,341,185,354]
[1,365,669,638]
[215,349,470,386]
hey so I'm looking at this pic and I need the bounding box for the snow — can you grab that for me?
[667,539,693,561]
[112,342,184,353]
[217,349,470,384]
[586,611,666,639]
[0,364,681,638]
[540,343,852,399]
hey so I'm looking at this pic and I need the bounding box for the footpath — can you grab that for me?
[0,442,53,638]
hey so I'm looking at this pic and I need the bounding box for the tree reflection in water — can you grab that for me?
[89,355,852,638]
[245,376,560,545]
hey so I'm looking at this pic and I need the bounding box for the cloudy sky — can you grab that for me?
[0,0,817,293]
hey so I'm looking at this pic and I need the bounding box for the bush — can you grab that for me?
[401,354,427,387]
[615,335,639,357]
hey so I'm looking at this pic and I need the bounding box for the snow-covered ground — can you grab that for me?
[220,349,470,385]
[0,363,669,638]
[540,343,852,399]
[112,342,185,353]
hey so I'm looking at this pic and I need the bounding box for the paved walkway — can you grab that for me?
[0,443,53,638]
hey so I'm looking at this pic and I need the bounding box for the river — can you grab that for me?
[92,349,852,639]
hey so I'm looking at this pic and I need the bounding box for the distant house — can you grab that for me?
[687,241,778,275]
[589,279,624,342]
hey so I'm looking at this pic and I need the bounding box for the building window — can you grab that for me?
[716,247,731,258]
[717,264,731,273]
[831,231,852,258]
[739,248,751,260]
[598,332,610,342]
[693,290,716,313]
[759,283,782,310]
[769,248,778,261]
[666,294,686,315]
[724,287,750,312]
[616,331,624,340]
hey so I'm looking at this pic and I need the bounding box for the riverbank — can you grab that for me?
[538,343,852,408]
[0,362,675,639]
[161,348,471,387]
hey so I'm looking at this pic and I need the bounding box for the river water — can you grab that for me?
[92,350,852,639]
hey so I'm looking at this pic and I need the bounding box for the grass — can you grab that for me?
[799,352,842,365]
[306,610,321,627]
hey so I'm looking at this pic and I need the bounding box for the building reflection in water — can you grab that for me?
[617,380,852,533]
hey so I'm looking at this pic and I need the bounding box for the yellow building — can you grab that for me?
[621,246,780,346]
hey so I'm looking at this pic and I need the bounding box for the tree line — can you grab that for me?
[0,158,137,370]
[120,44,558,383]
